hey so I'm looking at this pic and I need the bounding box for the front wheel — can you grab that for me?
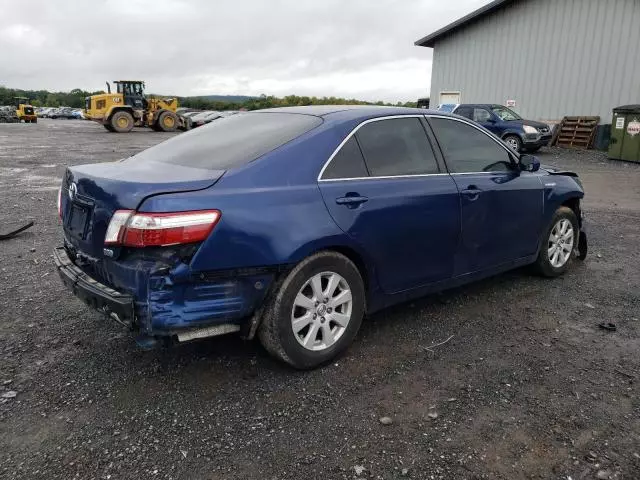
[534,206,579,277]
[258,251,365,369]
[503,134,522,153]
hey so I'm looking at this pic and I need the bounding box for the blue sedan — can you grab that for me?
[54,106,587,369]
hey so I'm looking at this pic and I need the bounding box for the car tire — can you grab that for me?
[534,206,579,277]
[258,251,365,370]
[503,134,523,153]
[110,111,134,133]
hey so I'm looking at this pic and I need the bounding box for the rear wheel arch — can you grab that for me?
[287,242,375,299]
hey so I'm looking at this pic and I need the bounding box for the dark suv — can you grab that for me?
[453,104,552,153]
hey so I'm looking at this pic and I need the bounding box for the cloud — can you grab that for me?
[0,0,487,102]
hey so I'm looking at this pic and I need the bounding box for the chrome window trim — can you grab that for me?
[320,173,451,183]
[317,114,519,183]
[317,115,442,182]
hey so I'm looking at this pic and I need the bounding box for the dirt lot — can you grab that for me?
[1,119,639,480]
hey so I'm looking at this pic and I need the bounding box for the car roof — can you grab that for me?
[456,104,505,109]
[253,105,450,122]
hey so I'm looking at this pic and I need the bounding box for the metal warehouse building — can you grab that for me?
[416,0,640,124]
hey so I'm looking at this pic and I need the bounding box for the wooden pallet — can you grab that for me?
[551,116,600,149]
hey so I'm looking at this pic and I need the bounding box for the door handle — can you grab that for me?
[461,185,482,201]
[336,194,369,208]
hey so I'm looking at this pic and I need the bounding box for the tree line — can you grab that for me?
[0,86,102,108]
[0,86,420,110]
[179,94,419,111]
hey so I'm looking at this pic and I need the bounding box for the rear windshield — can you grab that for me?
[133,112,322,169]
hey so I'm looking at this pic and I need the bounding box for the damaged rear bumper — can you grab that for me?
[53,246,277,342]
[53,247,134,322]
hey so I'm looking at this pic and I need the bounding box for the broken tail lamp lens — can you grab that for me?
[104,210,220,247]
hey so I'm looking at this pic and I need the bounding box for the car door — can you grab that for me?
[318,116,461,294]
[427,116,544,275]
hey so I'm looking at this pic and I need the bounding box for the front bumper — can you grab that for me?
[523,134,552,148]
[53,247,134,321]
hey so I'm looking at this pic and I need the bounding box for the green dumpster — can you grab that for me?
[609,105,640,162]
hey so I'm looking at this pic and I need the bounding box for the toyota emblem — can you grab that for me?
[68,182,77,200]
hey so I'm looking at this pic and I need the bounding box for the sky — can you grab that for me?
[0,0,487,102]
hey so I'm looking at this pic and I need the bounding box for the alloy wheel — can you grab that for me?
[291,271,353,351]
[548,219,574,268]
[506,137,520,151]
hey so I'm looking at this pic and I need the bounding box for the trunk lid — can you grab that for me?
[61,158,224,259]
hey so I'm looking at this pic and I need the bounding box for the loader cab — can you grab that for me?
[114,81,147,109]
[14,97,30,108]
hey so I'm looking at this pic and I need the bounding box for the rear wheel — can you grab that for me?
[110,111,134,133]
[503,134,522,152]
[32,118,37,124]
[534,206,579,277]
[258,251,365,369]
[157,111,178,132]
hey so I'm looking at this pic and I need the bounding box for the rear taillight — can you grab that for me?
[104,210,220,247]
[57,187,62,219]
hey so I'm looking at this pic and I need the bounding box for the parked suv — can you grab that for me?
[453,104,552,153]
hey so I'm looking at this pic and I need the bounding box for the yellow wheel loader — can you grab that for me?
[15,97,37,123]
[84,81,187,133]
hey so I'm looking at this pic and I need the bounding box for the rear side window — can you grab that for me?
[321,137,369,180]
[133,113,322,169]
[429,117,513,173]
[454,106,473,119]
[355,118,439,177]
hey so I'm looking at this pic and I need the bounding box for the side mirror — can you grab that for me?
[519,154,540,172]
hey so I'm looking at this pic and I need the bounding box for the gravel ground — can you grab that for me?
[1,119,639,480]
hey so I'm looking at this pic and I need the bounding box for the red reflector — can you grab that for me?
[104,210,220,247]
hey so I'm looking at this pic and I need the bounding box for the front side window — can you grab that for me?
[473,108,492,123]
[491,106,521,121]
[355,118,439,177]
[429,117,514,173]
[321,137,369,180]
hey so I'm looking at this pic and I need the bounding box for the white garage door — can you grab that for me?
[439,91,461,105]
